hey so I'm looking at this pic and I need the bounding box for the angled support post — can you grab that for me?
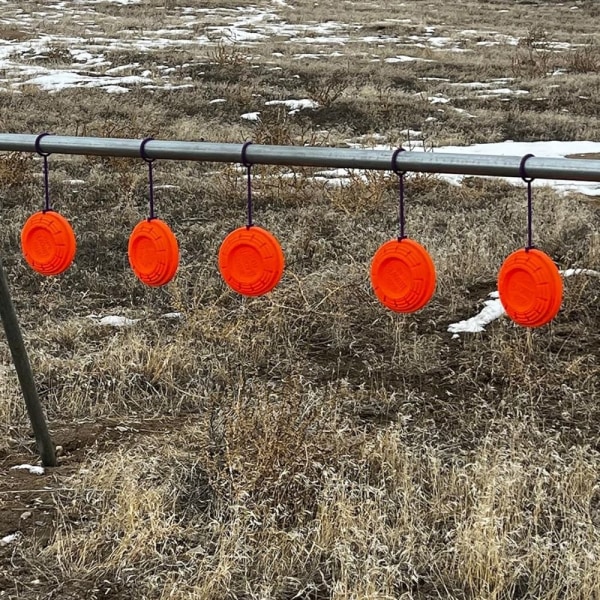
[0,255,56,467]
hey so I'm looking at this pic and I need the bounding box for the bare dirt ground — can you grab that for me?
[0,0,599,598]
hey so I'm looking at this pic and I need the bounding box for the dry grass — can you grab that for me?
[0,0,599,598]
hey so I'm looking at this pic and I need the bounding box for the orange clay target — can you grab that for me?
[370,238,436,313]
[497,248,562,328]
[128,218,179,287]
[21,211,76,276]
[218,226,284,296]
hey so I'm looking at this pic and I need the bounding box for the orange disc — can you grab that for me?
[370,238,436,313]
[218,226,284,296]
[497,248,563,327]
[128,218,179,287]
[21,211,76,276]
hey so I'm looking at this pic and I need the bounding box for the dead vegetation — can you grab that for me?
[0,0,599,598]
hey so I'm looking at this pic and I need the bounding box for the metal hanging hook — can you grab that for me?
[241,140,254,228]
[140,137,156,220]
[391,146,407,241]
[35,133,52,212]
[519,153,535,250]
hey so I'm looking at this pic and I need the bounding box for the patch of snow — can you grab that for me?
[401,129,422,137]
[104,85,130,94]
[428,95,450,104]
[448,294,505,335]
[432,139,600,196]
[427,36,452,47]
[96,316,140,327]
[331,139,600,195]
[85,0,141,3]
[209,98,226,104]
[448,269,599,335]
[241,112,260,121]
[453,108,477,118]
[478,87,529,96]
[314,168,352,179]
[293,53,321,60]
[162,312,182,319]
[1,533,21,546]
[11,464,45,475]
[384,55,434,63]
[143,83,194,90]
[476,35,519,47]
[104,63,140,75]
[561,268,600,278]
[292,36,349,45]
[265,98,318,112]
[438,47,472,54]
[19,71,152,92]
[450,81,492,89]
[210,27,267,43]
[545,41,572,51]
[70,50,107,65]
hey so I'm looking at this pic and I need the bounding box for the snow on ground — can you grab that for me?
[20,71,152,93]
[448,292,504,335]
[447,269,600,335]
[264,98,319,114]
[476,88,529,98]
[433,140,600,195]
[11,464,45,475]
[340,139,600,196]
[0,1,565,94]
[86,315,140,327]
[562,268,600,278]
[384,55,434,63]
[428,95,451,104]
[161,312,182,320]
[1,533,21,546]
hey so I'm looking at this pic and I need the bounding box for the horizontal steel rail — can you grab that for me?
[1,133,600,182]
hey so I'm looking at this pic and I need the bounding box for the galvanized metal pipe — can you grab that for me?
[1,133,600,182]
[0,255,56,466]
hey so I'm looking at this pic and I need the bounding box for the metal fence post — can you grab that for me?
[0,255,56,467]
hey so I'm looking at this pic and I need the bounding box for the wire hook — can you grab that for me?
[140,137,156,220]
[392,147,407,240]
[241,140,253,228]
[519,153,535,250]
[35,133,52,212]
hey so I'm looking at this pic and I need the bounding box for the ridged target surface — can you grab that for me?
[370,238,436,313]
[20,211,76,276]
[128,218,179,287]
[218,226,284,296]
[497,248,562,327]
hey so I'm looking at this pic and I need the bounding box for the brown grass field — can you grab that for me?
[0,0,599,598]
